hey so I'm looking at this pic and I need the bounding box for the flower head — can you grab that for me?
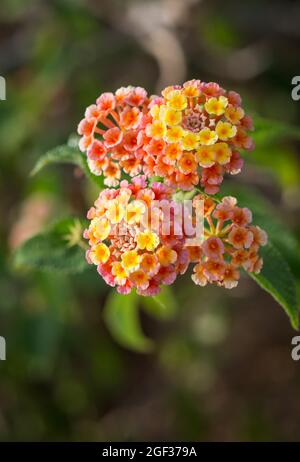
[189,195,267,289]
[84,176,189,295]
[79,81,254,194]
[78,86,151,185]
[143,80,254,193]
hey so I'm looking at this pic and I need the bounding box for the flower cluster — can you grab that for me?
[83,176,189,295]
[78,86,151,186]
[78,80,254,192]
[80,80,267,295]
[190,195,267,289]
[145,80,254,192]
[83,178,267,294]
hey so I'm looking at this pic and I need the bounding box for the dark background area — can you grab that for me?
[0,0,300,441]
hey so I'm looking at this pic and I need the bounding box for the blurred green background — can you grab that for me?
[1,0,300,441]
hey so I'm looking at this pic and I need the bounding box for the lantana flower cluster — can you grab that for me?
[190,195,267,289]
[80,80,267,295]
[145,80,254,193]
[83,177,189,295]
[78,81,254,191]
[78,86,151,186]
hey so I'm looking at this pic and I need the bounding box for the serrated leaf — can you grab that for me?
[140,286,178,320]
[104,290,153,353]
[31,144,105,189]
[249,243,299,330]
[13,217,89,274]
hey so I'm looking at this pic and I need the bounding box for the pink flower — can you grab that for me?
[96,92,116,112]
[228,225,253,249]
[87,140,107,160]
[103,127,123,148]
[202,237,224,259]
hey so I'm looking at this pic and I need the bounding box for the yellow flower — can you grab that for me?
[129,270,149,290]
[162,86,176,99]
[136,230,160,251]
[212,142,231,165]
[164,143,182,164]
[182,131,199,151]
[205,96,228,116]
[161,107,182,126]
[183,85,200,98]
[196,146,215,167]
[92,217,111,241]
[90,243,110,265]
[146,120,166,139]
[156,245,177,266]
[216,121,237,140]
[165,125,185,143]
[150,104,160,119]
[118,189,132,205]
[106,199,125,224]
[166,90,187,111]
[198,128,218,146]
[125,200,145,225]
[121,250,140,274]
[225,106,244,124]
[111,262,127,285]
[140,253,159,276]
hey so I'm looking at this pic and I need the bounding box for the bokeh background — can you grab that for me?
[1,0,300,441]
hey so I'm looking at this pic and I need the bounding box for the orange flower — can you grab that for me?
[97,92,116,112]
[202,237,224,259]
[203,259,225,282]
[178,153,198,174]
[164,143,182,165]
[103,127,123,148]
[187,246,202,262]
[120,107,142,130]
[228,225,253,249]
[78,118,97,136]
[156,246,177,266]
[103,162,121,187]
[192,263,208,286]
[129,270,149,290]
[223,264,240,289]
[120,156,142,177]
[140,253,160,276]
[87,140,107,160]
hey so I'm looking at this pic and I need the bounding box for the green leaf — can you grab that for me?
[249,243,299,330]
[104,290,153,353]
[31,144,105,189]
[13,217,89,274]
[253,115,300,147]
[140,286,178,320]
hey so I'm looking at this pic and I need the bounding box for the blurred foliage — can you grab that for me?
[13,217,89,274]
[1,0,300,443]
